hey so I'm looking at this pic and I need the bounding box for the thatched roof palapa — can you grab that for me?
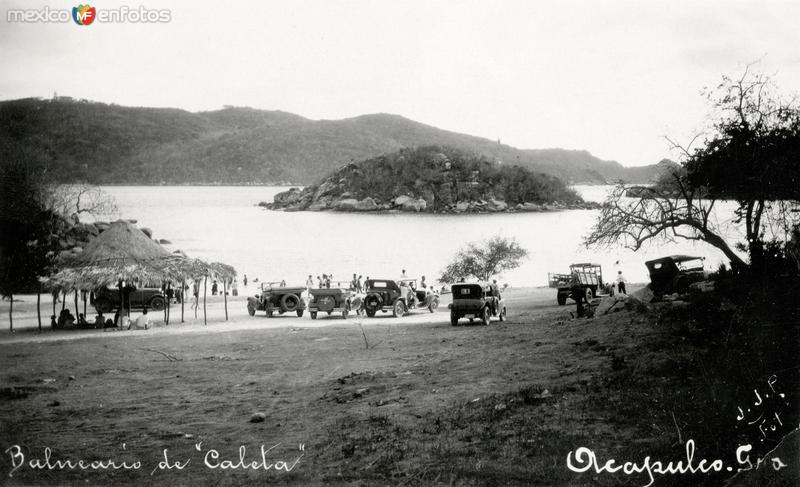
[44,221,180,291]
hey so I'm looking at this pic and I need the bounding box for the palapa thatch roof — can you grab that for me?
[43,221,238,292]
[44,221,179,292]
[63,220,170,267]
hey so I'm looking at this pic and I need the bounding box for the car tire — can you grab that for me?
[499,307,506,322]
[148,296,166,311]
[585,288,594,302]
[450,312,459,326]
[296,309,304,318]
[280,293,300,312]
[310,312,317,320]
[482,307,491,326]
[366,309,376,318]
[393,300,405,317]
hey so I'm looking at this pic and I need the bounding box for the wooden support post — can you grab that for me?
[37,293,42,332]
[181,278,185,323]
[203,276,208,326]
[223,278,228,321]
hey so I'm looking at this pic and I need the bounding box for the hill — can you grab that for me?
[262,146,599,213]
[0,97,670,185]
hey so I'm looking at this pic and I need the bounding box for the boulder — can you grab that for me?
[334,198,360,211]
[595,295,627,316]
[520,202,542,211]
[273,187,304,205]
[308,197,332,211]
[393,195,414,207]
[353,197,379,211]
[630,286,655,303]
[487,198,508,211]
[400,198,426,212]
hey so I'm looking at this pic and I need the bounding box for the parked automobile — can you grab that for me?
[645,255,708,297]
[309,281,354,319]
[448,282,506,326]
[363,278,439,317]
[247,282,306,317]
[91,286,166,313]
[548,263,605,305]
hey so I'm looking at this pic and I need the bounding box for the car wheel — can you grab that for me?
[499,307,506,322]
[310,312,317,320]
[296,309,304,318]
[481,307,491,326]
[585,288,593,302]
[557,293,567,306]
[280,293,300,312]
[148,296,166,311]
[450,312,459,326]
[393,300,406,317]
[366,309,376,318]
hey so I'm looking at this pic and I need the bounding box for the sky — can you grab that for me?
[1,0,799,166]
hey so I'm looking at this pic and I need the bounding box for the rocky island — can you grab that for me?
[260,146,601,213]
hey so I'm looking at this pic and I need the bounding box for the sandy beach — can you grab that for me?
[4,282,796,486]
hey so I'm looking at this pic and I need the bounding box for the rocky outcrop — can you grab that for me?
[258,147,602,214]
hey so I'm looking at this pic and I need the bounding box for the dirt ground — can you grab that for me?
[0,286,797,486]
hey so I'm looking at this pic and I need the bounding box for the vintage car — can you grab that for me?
[448,282,506,326]
[91,285,166,313]
[548,263,605,305]
[645,255,708,297]
[309,281,355,319]
[247,282,306,317]
[363,278,439,317]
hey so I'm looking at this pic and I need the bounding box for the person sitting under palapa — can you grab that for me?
[130,308,152,330]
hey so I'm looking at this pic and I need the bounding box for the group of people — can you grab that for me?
[50,308,152,330]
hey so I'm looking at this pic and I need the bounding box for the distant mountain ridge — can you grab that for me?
[0,97,674,185]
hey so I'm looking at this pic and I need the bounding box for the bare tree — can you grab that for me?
[44,183,118,220]
[587,67,799,272]
[584,172,746,270]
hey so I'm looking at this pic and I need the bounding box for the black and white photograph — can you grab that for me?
[0,1,798,485]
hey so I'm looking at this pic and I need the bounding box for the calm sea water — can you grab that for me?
[97,185,746,287]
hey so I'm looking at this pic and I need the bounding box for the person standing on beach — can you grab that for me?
[243,274,248,287]
[616,271,627,295]
[357,275,363,293]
